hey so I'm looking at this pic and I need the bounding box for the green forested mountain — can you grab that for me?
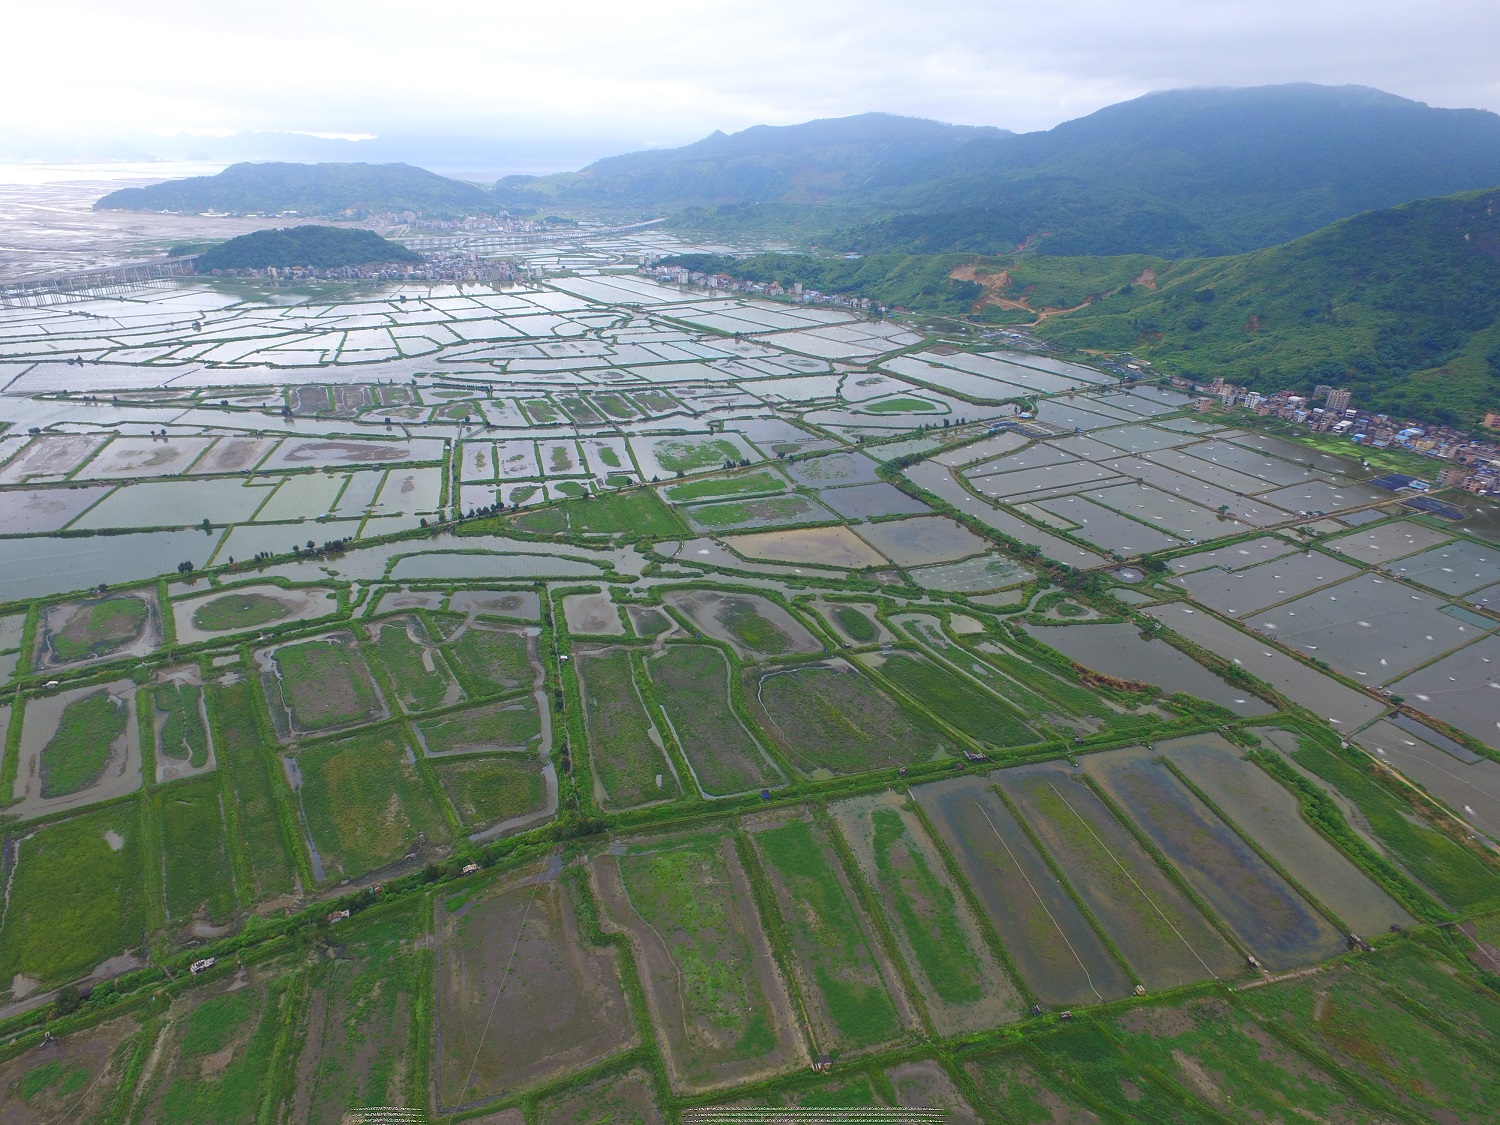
[839,85,1500,257]
[1035,187,1500,424]
[193,226,422,271]
[665,188,1500,425]
[95,162,500,218]
[504,86,1500,259]
[492,113,1002,219]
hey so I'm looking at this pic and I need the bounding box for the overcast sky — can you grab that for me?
[13,0,1500,153]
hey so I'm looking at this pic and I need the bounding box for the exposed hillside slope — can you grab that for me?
[193,226,422,271]
[95,162,500,218]
[1035,187,1500,423]
[666,188,1500,425]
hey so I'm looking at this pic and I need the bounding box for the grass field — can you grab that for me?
[655,437,745,473]
[650,644,779,795]
[266,632,384,734]
[872,651,1039,750]
[444,624,535,696]
[1109,995,1391,1122]
[506,488,684,537]
[537,1067,662,1125]
[835,796,1020,1034]
[605,831,798,1087]
[137,978,290,1125]
[665,470,787,502]
[372,616,460,713]
[1286,736,1500,912]
[48,595,147,662]
[1031,1024,1204,1123]
[720,598,793,654]
[39,688,128,797]
[575,646,679,808]
[0,1012,143,1123]
[753,817,905,1051]
[190,592,292,632]
[1238,943,1500,1121]
[686,494,823,529]
[431,756,545,830]
[833,605,879,643]
[747,660,954,775]
[158,774,237,925]
[417,697,541,755]
[292,900,427,1122]
[437,875,634,1105]
[154,681,209,766]
[294,729,448,879]
[207,676,296,898]
[868,807,983,1006]
[0,803,144,987]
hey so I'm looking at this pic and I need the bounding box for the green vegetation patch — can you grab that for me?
[1239,944,1500,1121]
[616,833,781,1070]
[874,652,1039,750]
[416,696,541,755]
[749,661,954,775]
[833,606,879,643]
[293,729,448,880]
[293,900,427,1120]
[1288,736,1500,912]
[48,595,147,662]
[142,980,290,1125]
[158,774,237,925]
[655,437,746,473]
[498,487,684,537]
[372,616,460,713]
[15,1058,93,1106]
[431,756,545,830]
[267,632,384,734]
[720,597,792,655]
[576,646,679,808]
[650,644,779,795]
[685,493,825,530]
[0,804,144,987]
[1030,1024,1204,1123]
[1108,995,1383,1122]
[209,676,296,898]
[861,395,942,414]
[154,681,210,766]
[443,623,534,696]
[755,818,902,1049]
[665,470,787,502]
[869,806,986,1006]
[40,689,128,797]
[191,591,293,632]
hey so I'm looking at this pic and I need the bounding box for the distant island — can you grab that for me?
[192,226,423,271]
[94,161,501,219]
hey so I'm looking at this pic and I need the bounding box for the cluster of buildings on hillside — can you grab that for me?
[197,253,526,284]
[1174,376,1500,493]
[642,263,878,312]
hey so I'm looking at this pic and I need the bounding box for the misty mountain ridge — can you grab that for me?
[86,83,1500,261]
[498,84,1500,257]
[94,161,504,218]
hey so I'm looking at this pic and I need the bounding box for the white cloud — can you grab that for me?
[9,0,1500,145]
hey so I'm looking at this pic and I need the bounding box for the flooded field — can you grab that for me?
[1023,621,1274,715]
[915,775,1133,1007]
[1084,748,1347,970]
[1,207,1496,1118]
